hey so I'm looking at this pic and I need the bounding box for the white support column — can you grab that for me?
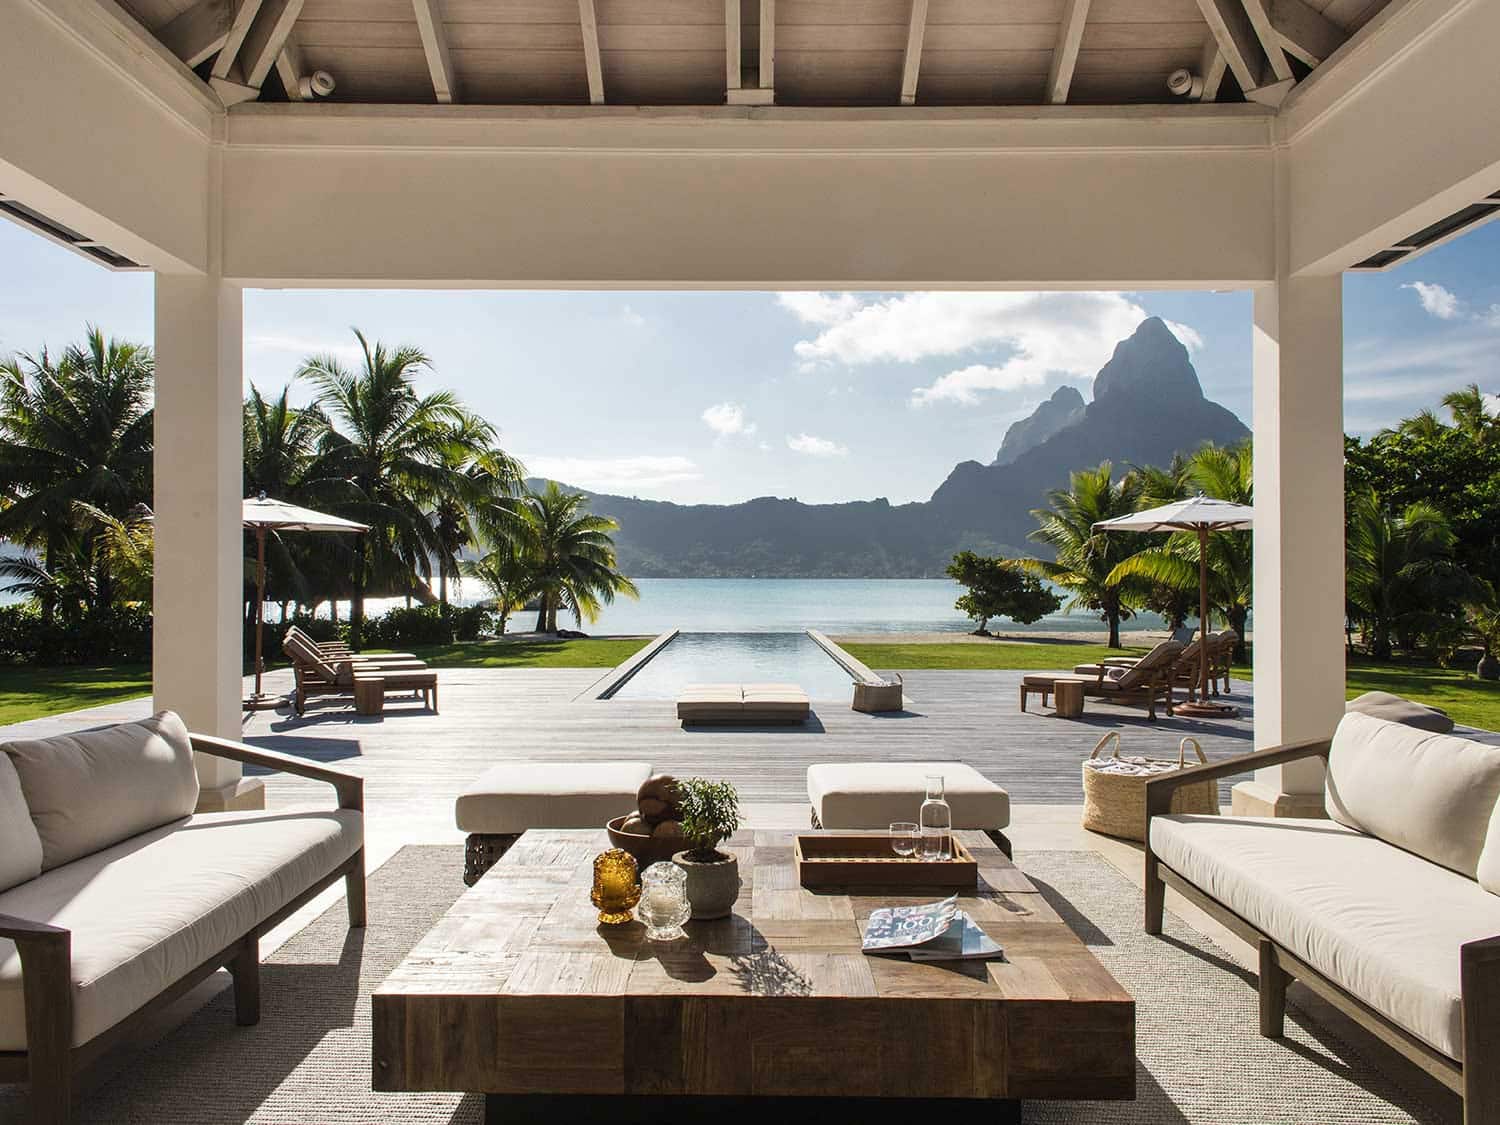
[153,274,264,812]
[1233,273,1344,818]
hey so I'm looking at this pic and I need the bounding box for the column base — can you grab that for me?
[196,777,266,813]
[1229,781,1326,819]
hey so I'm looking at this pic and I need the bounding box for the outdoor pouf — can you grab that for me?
[455,760,652,885]
[806,761,1012,856]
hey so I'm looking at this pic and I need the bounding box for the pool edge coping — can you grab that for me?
[582,628,680,700]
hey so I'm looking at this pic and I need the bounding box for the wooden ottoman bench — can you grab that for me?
[352,669,439,715]
[676,683,811,724]
[454,760,653,884]
[806,761,1013,857]
[1021,673,1087,713]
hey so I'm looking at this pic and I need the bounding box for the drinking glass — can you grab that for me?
[889,821,918,858]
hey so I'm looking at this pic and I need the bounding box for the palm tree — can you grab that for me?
[1109,443,1254,658]
[299,329,486,642]
[512,482,638,633]
[429,428,524,610]
[1345,487,1472,659]
[0,328,154,616]
[461,543,537,635]
[244,384,325,499]
[1018,462,1143,648]
[1442,383,1496,443]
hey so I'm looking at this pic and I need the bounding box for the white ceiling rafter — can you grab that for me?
[412,0,458,104]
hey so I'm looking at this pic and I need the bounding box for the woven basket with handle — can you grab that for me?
[1081,732,1218,842]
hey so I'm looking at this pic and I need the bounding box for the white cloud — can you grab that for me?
[775,291,1194,407]
[786,432,849,457]
[701,401,756,437]
[247,333,364,364]
[1402,282,1461,320]
[1483,303,1500,328]
[519,454,700,492]
[620,304,647,328]
[1164,320,1205,351]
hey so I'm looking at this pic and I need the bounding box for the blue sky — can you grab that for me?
[1,216,1496,505]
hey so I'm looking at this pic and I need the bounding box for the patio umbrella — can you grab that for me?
[1094,495,1253,719]
[242,494,368,709]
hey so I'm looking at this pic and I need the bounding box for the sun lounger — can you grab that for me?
[281,632,433,715]
[1074,639,1184,720]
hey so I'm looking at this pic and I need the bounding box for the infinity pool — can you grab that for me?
[608,632,858,701]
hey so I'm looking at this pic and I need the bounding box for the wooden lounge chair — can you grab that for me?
[284,624,417,664]
[1076,640,1184,720]
[1208,629,1238,694]
[1075,637,1204,695]
[282,633,433,715]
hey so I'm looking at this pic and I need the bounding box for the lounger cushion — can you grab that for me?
[675,684,743,721]
[1345,690,1455,733]
[742,683,811,716]
[0,756,42,893]
[3,711,200,870]
[0,807,362,1050]
[807,762,1010,830]
[1150,813,1500,1059]
[1326,712,1500,878]
[454,761,654,834]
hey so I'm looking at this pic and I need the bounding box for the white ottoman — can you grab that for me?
[457,760,652,884]
[806,762,1012,856]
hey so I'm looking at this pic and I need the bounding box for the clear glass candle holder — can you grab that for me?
[636,861,691,941]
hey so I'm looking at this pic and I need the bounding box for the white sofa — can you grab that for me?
[0,711,364,1124]
[1144,711,1500,1124]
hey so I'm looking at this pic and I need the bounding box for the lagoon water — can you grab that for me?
[392,578,1171,636]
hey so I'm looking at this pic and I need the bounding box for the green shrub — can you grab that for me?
[0,603,151,665]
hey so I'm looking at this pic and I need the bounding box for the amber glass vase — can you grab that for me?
[590,849,642,924]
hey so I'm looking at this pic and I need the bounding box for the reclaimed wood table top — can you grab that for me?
[373,829,1135,1102]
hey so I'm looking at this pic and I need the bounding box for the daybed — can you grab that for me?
[676,683,810,724]
[0,711,364,1124]
[1144,711,1500,1124]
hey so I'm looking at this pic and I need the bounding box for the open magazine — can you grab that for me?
[861,895,1005,962]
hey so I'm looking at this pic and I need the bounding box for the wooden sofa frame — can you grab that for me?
[0,734,365,1125]
[1143,739,1500,1125]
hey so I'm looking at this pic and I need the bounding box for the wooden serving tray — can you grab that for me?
[794,833,978,887]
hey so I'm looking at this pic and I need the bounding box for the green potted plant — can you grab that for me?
[671,778,742,919]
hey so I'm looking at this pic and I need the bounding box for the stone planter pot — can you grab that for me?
[673,850,741,919]
[1479,653,1500,682]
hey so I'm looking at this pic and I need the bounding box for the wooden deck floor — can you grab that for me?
[225,666,1259,817]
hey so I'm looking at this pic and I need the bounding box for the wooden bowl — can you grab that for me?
[606,815,684,866]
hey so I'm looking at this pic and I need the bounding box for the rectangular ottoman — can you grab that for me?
[456,760,653,884]
[676,683,810,724]
[806,761,1012,856]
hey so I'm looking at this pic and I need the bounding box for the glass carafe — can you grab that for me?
[919,774,952,860]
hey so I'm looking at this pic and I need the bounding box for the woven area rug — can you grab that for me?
[0,846,1450,1124]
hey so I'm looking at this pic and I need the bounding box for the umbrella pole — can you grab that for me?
[1198,525,1210,702]
[254,525,267,697]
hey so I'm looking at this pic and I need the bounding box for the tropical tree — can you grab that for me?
[461,543,537,635]
[244,383,326,500]
[511,482,638,632]
[945,550,1059,635]
[1018,462,1144,648]
[430,431,526,610]
[298,329,492,641]
[0,328,154,616]
[1345,487,1473,659]
[1442,383,1498,445]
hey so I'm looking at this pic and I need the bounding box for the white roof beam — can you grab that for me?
[725,0,741,95]
[275,37,305,100]
[1192,0,1267,95]
[240,0,304,90]
[578,0,604,105]
[156,0,234,68]
[1199,39,1228,101]
[760,0,775,96]
[1045,0,1091,105]
[210,0,266,80]
[412,0,457,104]
[899,0,928,106]
[726,0,773,105]
[1271,0,1347,66]
[1240,0,1295,81]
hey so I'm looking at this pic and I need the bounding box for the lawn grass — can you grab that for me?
[843,641,1152,672]
[379,636,652,669]
[0,663,152,726]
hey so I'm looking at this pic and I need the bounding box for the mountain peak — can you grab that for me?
[1092,316,1203,404]
[995,383,1086,465]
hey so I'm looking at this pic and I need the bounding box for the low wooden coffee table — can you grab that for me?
[373,829,1134,1123]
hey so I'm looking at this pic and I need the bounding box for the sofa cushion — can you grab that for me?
[1151,813,1500,1059]
[1346,690,1455,733]
[0,755,42,892]
[454,761,653,834]
[1326,711,1500,878]
[3,711,200,870]
[0,806,362,1050]
[807,762,1010,830]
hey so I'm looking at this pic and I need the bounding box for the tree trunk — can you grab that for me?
[1372,624,1392,660]
[535,595,548,633]
[1227,607,1249,662]
[439,568,448,610]
[351,538,366,650]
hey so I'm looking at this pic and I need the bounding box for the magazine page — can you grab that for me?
[861,895,960,952]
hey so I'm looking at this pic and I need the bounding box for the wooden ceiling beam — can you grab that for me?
[155,0,234,68]
[1270,0,1347,66]
[275,38,305,100]
[899,0,929,106]
[1199,39,1228,101]
[1045,0,1091,105]
[240,0,304,90]
[412,0,458,104]
[1240,0,1294,81]
[1192,0,1268,96]
[210,0,266,80]
[578,0,604,105]
[725,0,741,95]
[760,0,775,97]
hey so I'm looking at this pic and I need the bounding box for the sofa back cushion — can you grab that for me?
[0,754,43,891]
[1327,711,1500,879]
[2,711,199,870]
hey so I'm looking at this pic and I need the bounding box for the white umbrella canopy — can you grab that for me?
[1094,494,1253,718]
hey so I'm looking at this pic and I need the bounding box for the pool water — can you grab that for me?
[609,632,858,701]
